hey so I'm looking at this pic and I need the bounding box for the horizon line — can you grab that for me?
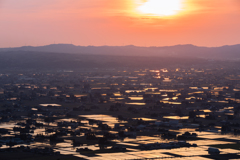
[1,43,240,49]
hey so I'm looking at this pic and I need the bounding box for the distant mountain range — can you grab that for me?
[1,44,240,70]
[1,44,240,60]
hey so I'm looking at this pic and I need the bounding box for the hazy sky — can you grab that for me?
[1,0,240,47]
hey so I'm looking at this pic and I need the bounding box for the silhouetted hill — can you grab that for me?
[1,44,240,60]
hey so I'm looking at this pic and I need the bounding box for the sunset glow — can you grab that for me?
[137,0,183,17]
[0,0,240,47]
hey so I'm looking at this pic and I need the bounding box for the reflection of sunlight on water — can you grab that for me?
[163,116,189,120]
[161,101,181,105]
[185,96,196,100]
[145,91,161,94]
[74,94,87,98]
[200,109,212,113]
[110,97,124,101]
[149,70,159,73]
[163,97,179,101]
[144,87,157,90]
[162,98,169,101]
[214,126,221,129]
[82,145,99,150]
[0,123,15,129]
[114,92,122,96]
[128,97,143,100]
[56,118,78,122]
[159,90,178,92]
[189,87,198,89]
[198,115,206,118]
[140,83,152,86]
[224,106,234,110]
[80,114,121,124]
[178,128,196,132]
[225,113,234,116]
[125,102,146,105]
[54,148,77,156]
[218,101,229,103]
[56,142,72,148]
[32,128,46,136]
[172,97,178,100]
[125,90,145,93]
[133,117,157,121]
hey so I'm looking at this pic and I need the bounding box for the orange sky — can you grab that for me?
[0,0,240,47]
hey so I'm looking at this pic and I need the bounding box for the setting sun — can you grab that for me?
[137,0,183,17]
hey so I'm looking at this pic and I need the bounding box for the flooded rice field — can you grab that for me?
[0,113,240,159]
[1,68,240,159]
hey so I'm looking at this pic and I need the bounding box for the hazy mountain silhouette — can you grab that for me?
[1,44,240,60]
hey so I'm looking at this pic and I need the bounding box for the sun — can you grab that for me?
[137,0,183,17]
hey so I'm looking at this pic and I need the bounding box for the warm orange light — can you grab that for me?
[136,0,183,17]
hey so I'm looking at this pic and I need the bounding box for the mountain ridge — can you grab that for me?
[1,44,240,60]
